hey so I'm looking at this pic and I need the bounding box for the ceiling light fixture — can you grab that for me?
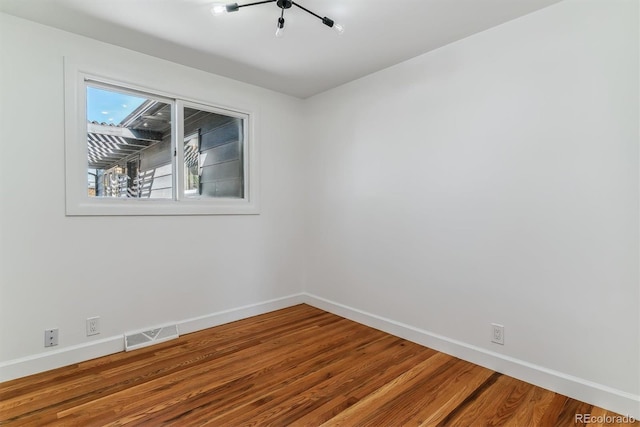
[211,0,344,38]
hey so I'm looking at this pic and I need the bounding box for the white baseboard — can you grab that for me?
[0,293,306,383]
[0,335,124,383]
[177,293,306,336]
[2,291,637,419]
[303,293,640,419]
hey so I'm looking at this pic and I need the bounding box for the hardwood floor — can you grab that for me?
[0,304,636,426]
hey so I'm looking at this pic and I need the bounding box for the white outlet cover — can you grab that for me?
[491,323,504,345]
[45,329,59,347]
[86,317,100,336]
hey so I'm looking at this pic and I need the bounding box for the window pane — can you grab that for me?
[86,85,173,199]
[183,107,244,199]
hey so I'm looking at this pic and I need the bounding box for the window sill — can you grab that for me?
[66,197,259,216]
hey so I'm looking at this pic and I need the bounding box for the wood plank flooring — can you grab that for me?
[0,304,636,426]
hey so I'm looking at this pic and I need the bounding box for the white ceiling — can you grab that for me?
[0,0,562,98]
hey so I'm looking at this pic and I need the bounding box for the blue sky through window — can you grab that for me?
[87,86,146,125]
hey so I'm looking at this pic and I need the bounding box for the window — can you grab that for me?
[64,58,257,215]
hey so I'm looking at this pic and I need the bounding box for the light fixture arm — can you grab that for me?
[235,0,275,10]
[291,2,338,30]
[290,2,321,22]
[275,5,286,37]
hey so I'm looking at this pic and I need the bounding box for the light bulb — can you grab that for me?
[211,4,227,15]
[333,23,344,35]
[275,17,285,38]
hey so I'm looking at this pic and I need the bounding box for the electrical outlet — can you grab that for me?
[86,317,100,336]
[491,323,504,345]
[45,329,58,347]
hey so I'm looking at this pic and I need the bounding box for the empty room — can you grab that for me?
[0,0,638,425]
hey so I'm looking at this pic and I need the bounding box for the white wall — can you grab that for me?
[305,0,639,415]
[0,13,306,373]
[1,0,639,418]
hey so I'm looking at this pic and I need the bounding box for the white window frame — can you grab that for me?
[64,57,258,216]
